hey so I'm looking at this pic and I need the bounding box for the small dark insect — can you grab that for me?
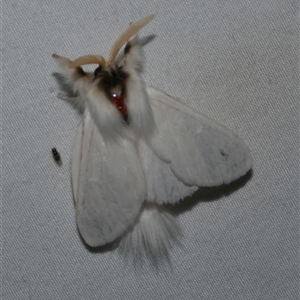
[52,148,62,165]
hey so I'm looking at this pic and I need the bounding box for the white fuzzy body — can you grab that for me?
[53,31,252,259]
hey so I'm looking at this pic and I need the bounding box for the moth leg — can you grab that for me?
[57,92,69,101]
[53,54,92,110]
[52,54,92,95]
[56,92,84,112]
[120,35,143,72]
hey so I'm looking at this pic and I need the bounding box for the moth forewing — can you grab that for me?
[72,110,145,247]
[147,86,253,187]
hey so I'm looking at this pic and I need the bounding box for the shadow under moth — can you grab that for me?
[52,15,252,259]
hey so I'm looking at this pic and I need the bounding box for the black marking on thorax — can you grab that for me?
[94,65,129,100]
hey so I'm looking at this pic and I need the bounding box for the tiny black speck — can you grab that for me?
[220,149,228,157]
[52,148,61,162]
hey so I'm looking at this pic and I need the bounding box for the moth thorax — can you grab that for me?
[95,65,128,119]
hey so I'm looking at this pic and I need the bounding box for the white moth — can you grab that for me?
[53,15,252,258]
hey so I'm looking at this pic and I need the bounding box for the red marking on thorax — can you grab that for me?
[111,94,127,117]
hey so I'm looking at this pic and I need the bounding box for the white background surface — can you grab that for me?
[3,1,298,299]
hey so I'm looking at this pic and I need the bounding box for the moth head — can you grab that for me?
[67,14,154,116]
[53,14,155,133]
[92,64,128,99]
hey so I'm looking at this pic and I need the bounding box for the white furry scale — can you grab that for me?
[119,203,180,258]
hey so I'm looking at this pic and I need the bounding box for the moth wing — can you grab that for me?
[72,110,145,247]
[138,139,198,204]
[147,86,253,188]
